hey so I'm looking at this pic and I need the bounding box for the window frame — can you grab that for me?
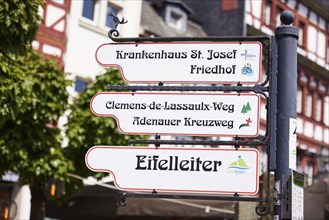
[82,0,96,20]
[80,0,122,35]
[74,76,90,93]
[105,3,120,29]
[165,5,187,32]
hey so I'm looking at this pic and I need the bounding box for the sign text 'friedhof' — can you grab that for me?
[96,42,262,84]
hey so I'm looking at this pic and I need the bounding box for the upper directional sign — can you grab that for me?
[90,92,260,137]
[96,42,262,84]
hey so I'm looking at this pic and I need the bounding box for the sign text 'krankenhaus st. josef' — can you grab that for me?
[90,92,260,137]
[96,42,262,84]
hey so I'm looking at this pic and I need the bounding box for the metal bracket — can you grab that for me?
[128,138,268,147]
[106,84,269,93]
[255,202,270,216]
[118,191,268,207]
[107,14,270,43]
[155,134,161,148]
[108,13,128,39]
[119,192,127,206]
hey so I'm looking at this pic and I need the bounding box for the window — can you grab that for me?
[75,77,88,92]
[276,7,283,27]
[165,6,187,31]
[324,95,329,126]
[298,22,306,47]
[169,11,182,26]
[82,0,96,20]
[263,0,271,26]
[80,0,122,34]
[305,91,312,117]
[297,86,302,113]
[316,95,322,122]
[304,162,313,185]
[106,3,119,28]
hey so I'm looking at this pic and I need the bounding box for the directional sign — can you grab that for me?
[86,146,259,195]
[96,42,262,84]
[90,92,260,137]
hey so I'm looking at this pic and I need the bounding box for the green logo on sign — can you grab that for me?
[228,156,249,174]
[241,102,251,114]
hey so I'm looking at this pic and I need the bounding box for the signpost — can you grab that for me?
[96,42,262,84]
[86,146,259,195]
[86,10,300,219]
[90,92,260,137]
[274,11,300,220]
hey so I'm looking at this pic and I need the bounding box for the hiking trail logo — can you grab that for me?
[241,102,251,114]
[239,118,252,129]
[240,50,257,60]
[227,156,250,174]
[290,148,297,157]
[239,102,253,129]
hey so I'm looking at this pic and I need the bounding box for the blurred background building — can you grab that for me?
[1,0,328,219]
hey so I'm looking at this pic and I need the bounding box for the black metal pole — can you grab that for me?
[274,11,299,219]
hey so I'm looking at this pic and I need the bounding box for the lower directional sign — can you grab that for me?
[85,146,259,195]
[90,92,260,137]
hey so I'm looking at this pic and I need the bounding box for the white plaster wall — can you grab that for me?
[324,96,329,126]
[120,1,142,37]
[287,0,297,9]
[64,0,142,97]
[304,121,314,138]
[317,32,326,58]
[46,4,66,32]
[59,0,142,145]
[297,3,308,18]
[297,118,303,134]
[324,129,329,144]
[307,25,317,53]
[64,1,111,80]
[251,0,262,19]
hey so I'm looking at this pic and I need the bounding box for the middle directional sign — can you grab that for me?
[96,42,262,84]
[90,92,260,137]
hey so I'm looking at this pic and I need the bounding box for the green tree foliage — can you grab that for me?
[0,0,42,54]
[0,50,73,219]
[0,0,43,121]
[0,1,72,218]
[0,50,72,180]
[0,51,32,123]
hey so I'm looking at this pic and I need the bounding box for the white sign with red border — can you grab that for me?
[86,146,259,195]
[95,42,262,84]
[90,92,260,137]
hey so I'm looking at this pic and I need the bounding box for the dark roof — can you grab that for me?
[300,0,329,20]
[140,1,207,37]
[147,0,194,14]
[316,0,329,10]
